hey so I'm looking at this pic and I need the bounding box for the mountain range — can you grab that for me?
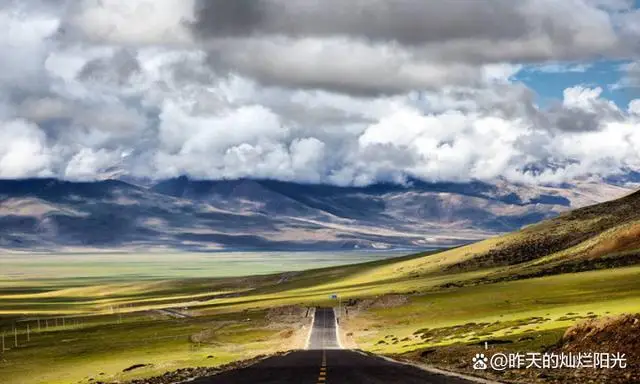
[0,177,633,252]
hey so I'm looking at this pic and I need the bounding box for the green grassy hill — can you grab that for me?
[450,188,640,270]
[372,188,640,287]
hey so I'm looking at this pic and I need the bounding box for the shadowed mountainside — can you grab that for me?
[0,177,633,252]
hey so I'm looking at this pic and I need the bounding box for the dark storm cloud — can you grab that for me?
[185,0,626,96]
[191,0,266,38]
[191,0,529,45]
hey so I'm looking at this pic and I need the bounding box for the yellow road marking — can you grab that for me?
[317,350,328,383]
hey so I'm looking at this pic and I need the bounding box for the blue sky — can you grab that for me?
[514,0,640,109]
[515,60,635,108]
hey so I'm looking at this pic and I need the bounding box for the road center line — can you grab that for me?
[317,349,327,383]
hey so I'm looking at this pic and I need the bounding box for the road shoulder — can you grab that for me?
[353,350,504,384]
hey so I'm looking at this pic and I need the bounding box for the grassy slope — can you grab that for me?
[344,266,640,353]
[1,190,640,383]
[0,309,311,384]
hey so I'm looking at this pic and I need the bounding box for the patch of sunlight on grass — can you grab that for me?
[345,266,640,355]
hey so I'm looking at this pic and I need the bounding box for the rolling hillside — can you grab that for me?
[356,188,640,288]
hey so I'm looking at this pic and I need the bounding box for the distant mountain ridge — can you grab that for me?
[152,176,572,206]
[0,177,632,252]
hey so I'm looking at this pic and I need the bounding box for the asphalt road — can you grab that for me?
[307,306,340,350]
[191,307,479,384]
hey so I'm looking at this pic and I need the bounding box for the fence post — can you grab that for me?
[13,326,18,348]
[37,318,41,331]
[2,331,5,353]
[27,324,30,342]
